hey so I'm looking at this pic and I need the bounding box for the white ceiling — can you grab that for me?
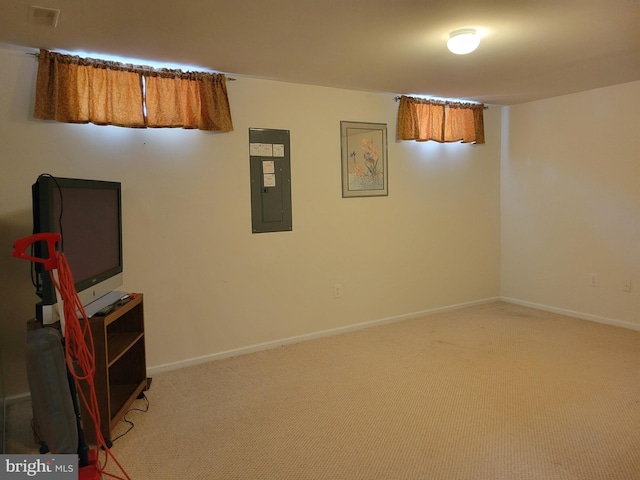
[1,0,639,105]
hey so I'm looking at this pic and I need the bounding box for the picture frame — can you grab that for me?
[340,121,388,197]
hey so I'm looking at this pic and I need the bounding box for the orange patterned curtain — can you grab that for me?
[34,49,233,131]
[144,70,233,130]
[34,50,145,127]
[396,95,485,144]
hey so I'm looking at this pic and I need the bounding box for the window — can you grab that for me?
[396,95,484,144]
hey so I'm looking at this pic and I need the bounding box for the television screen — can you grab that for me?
[32,174,123,321]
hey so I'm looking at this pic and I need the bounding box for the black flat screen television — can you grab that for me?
[32,174,124,321]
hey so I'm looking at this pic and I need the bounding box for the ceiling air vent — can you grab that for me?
[30,6,60,27]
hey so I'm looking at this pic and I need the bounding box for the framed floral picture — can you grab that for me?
[340,121,388,197]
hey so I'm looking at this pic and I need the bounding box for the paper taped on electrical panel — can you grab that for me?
[263,174,276,187]
[262,160,275,173]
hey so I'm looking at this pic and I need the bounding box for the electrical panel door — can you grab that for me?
[249,128,292,233]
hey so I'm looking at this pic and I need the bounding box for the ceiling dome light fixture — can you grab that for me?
[447,28,480,55]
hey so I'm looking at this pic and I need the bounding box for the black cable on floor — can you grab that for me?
[110,393,150,443]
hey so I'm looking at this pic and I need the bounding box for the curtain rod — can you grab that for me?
[394,95,488,109]
[26,52,236,80]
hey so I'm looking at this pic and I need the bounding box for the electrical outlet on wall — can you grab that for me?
[590,273,599,287]
[623,279,632,293]
[334,284,342,298]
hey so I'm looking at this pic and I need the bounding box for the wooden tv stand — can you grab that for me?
[80,293,147,445]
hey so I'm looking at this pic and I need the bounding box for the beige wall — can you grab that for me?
[0,45,501,397]
[501,81,640,326]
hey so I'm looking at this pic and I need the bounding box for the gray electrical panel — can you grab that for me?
[249,128,292,233]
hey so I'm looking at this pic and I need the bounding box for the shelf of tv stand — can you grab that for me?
[81,293,147,445]
[107,332,144,366]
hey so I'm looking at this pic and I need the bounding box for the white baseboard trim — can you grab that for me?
[4,392,31,406]
[4,297,500,402]
[148,296,501,376]
[500,297,640,331]
[14,297,631,399]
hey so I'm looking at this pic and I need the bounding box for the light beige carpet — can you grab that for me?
[6,302,640,479]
